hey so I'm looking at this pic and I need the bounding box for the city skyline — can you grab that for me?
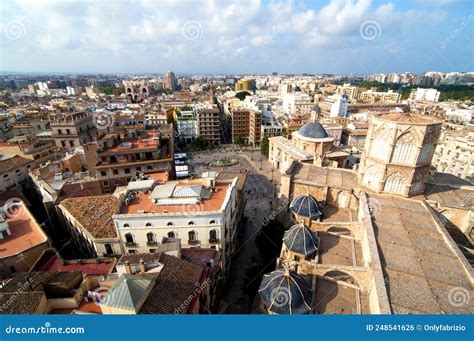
[1,0,473,74]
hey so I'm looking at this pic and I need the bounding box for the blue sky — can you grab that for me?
[0,0,472,74]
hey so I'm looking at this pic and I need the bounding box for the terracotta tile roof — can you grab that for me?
[376,113,441,125]
[0,292,46,314]
[139,254,205,314]
[0,202,48,258]
[31,249,115,277]
[60,195,119,239]
[120,183,229,214]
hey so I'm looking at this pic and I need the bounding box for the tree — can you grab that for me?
[260,136,269,157]
[235,91,251,101]
[235,136,245,146]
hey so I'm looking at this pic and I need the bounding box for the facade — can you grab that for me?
[0,200,49,279]
[410,88,440,102]
[164,71,178,91]
[227,108,262,145]
[1,135,62,168]
[282,93,313,115]
[432,130,474,181]
[335,83,363,101]
[113,174,240,270]
[358,113,442,197]
[49,112,97,151]
[124,81,149,102]
[235,79,256,91]
[84,131,173,193]
[196,105,221,145]
[0,154,34,193]
[175,109,198,144]
[358,89,401,103]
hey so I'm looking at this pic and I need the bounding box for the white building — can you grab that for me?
[282,93,313,115]
[175,109,198,144]
[411,88,441,102]
[329,94,348,118]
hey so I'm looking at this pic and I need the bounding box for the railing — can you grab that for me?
[125,242,137,247]
[146,241,158,246]
[188,240,200,245]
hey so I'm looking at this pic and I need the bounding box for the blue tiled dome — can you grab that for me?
[290,195,322,219]
[283,223,318,256]
[298,122,328,139]
[258,269,313,314]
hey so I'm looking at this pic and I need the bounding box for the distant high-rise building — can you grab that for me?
[164,71,178,91]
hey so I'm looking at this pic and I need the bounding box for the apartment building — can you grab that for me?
[1,135,62,168]
[49,112,97,151]
[175,109,198,144]
[358,89,401,103]
[432,130,474,181]
[84,131,173,193]
[0,154,34,193]
[196,105,221,145]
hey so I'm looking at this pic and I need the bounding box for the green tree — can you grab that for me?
[235,91,251,101]
[234,136,245,146]
[260,136,269,157]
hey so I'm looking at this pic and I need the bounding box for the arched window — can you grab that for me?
[146,232,155,243]
[391,133,415,164]
[123,223,130,228]
[188,230,197,242]
[209,220,216,225]
[125,233,134,244]
[362,165,380,189]
[209,229,217,241]
[168,231,175,238]
[370,129,390,161]
[188,221,195,226]
[145,222,152,227]
[166,221,174,226]
[384,172,406,194]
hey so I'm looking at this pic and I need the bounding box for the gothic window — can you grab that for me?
[391,133,415,164]
[370,129,390,161]
[384,172,406,194]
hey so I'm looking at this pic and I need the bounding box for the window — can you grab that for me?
[370,130,390,161]
[188,230,197,242]
[209,229,217,241]
[100,171,107,177]
[128,249,136,254]
[113,169,119,175]
[209,220,216,225]
[384,172,406,194]
[145,222,152,227]
[125,233,134,243]
[391,133,415,164]
[123,223,130,228]
[124,168,131,174]
[167,221,174,226]
[188,221,195,226]
[149,249,156,253]
[104,243,113,255]
[103,180,109,187]
[146,232,156,244]
[168,231,176,238]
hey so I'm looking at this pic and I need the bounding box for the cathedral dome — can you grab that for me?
[283,223,318,256]
[258,269,313,314]
[290,195,322,219]
[298,122,329,139]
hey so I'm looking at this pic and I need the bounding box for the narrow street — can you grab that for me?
[188,146,283,313]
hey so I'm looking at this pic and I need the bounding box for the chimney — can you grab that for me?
[139,258,146,273]
[124,260,132,274]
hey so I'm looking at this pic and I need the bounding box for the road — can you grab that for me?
[188,145,280,313]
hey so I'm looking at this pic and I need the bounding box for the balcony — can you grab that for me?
[188,239,200,245]
[146,241,158,246]
[125,242,137,247]
[209,238,220,244]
